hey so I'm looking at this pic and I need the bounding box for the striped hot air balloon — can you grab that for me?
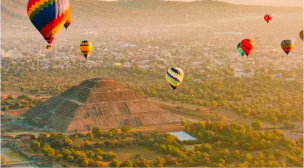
[237,43,245,57]
[281,40,294,55]
[80,40,93,59]
[166,67,184,93]
[27,0,70,50]
[64,17,72,30]
[300,30,303,41]
[240,39,254,57]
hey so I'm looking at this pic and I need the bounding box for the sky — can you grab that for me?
[163,0,303,7]
[217,0,303,7]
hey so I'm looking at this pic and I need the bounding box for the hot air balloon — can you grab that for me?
[27,0,70,50]
[264,14,272,24]
[80,40,93,59]
[237,43,245,57]
[166,67,184,94]
[300,30,303,41]
[240,39,254,57]
[281,40,294,55]
[64,17,72,30]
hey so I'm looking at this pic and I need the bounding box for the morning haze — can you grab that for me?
[165,0,303,7]
[1,0,303,167]
[218,0,303,7]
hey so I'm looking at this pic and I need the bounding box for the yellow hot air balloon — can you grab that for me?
[80,40,92,59]
[166,67,184,94]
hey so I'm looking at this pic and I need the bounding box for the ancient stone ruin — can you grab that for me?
[24,78,180,132]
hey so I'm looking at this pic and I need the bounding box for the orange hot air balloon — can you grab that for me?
[264,14,272,23]
[240,39,254,57]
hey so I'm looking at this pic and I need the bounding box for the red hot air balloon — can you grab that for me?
[264,14,272,24]
[240,39,254,57]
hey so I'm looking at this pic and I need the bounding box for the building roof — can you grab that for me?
[170,131,197,141]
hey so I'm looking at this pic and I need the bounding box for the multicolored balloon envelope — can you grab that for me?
[240,39,254,57]
[27,0,70,50]
[80,40,93,59]
[166,67,184,93]
[264,14,272,23]
[281,40,294,55]
[237,43,245,57]
[300,30,303,41]
[64,17,72,30]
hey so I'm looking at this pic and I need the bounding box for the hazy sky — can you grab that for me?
[217,0,303,7]
[163,0,303,7]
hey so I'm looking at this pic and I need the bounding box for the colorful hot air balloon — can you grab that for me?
[264,14,272,24]
[166,67,184,93]
[300,30,303,41]
[64,17,72,30]
[80,40,93,59]
[240,39,254,57]
[281,40,294,55]
[237,43,245,57]
[27,0,70,50]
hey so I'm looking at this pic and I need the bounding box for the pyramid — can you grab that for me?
[23,78,181,132]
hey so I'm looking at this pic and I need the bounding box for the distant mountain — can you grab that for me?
[1,0,28,21]
[2,0,301,25]
[217,0,303,7]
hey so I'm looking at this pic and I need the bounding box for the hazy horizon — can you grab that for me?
[140,0,303,7]
[98,0,303,7]
[216,0,303,7]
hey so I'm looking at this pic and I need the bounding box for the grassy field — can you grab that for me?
[1,148,27,164]
[105,144,167,161]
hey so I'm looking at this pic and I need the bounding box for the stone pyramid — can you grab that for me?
[23,78,181,132]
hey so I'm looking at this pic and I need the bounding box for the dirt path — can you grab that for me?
[1,90,53,99]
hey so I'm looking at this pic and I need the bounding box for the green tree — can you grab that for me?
[67,156,74,162]
[31,141,41,151]
[2,105,9,111]
[121,125,131,133]
[252,121,263,131]
[154,157,165,167]
[135,157,150,167]
[92,127,103,139]
[55,154,63,161]
[87,132,94,140]
[62,148,72,159]
[42,147,55,157]
[109,128,119,135]
[79,158,89,167]
[7,95,13,99]
[120,160,134,167]
[109,159,119,167]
